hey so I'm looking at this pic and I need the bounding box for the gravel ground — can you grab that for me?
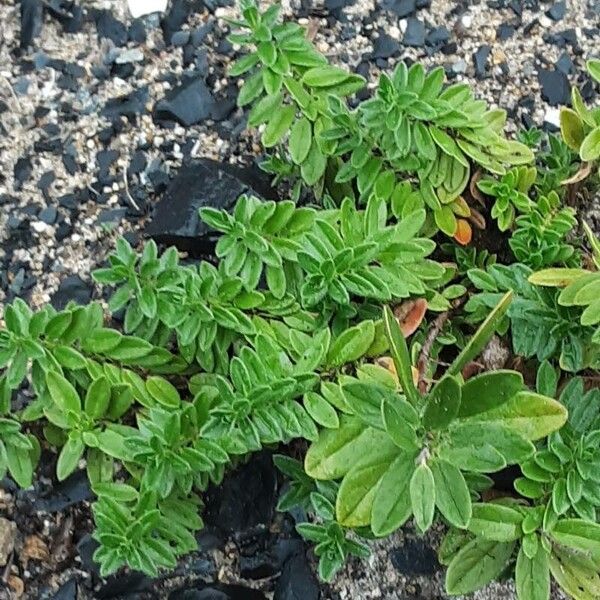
[0,0,598,597]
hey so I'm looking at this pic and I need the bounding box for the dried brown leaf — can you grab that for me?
[393,298,428,337]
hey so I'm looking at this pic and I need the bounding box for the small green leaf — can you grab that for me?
[238,71,264,107]
[410,462,435,533]
[57,435,84,481]
[336,455,395,527]
[516,543,550,600]
[559,108,585,151]
[304,392,339,429]
[301,140,327,185]
[85,377,111,420]
[371,454,414,536]
[302,66,352,87]
[467,503,524,541]
[434,206,458,236]
[445,538,515,596]
[146,377,181,408]
[326,321,375,368]
[262,105,296,147]
[423,375,461,430]
[381,399,419,451]
[46,371,81,414]
[550,519,600,558]
[458,371,523,418]
[580,126,600,162]
[6,444,34,488]
[588,58,600,83]
[448,291,513,377]
[289,117,312,164]
[431,459,471,528]
[382,306,420,407]
[464,391,567,441]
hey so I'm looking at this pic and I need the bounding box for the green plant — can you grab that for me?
[560,59,600,174]
[229,1,533,239]
[2,3,600,596]
[509,190,577,269]
[274,455,370,581]
[535,133,579,196]
[516,364,600,522]
[200,194,444,323]
[440,365,600,600]
[529,222,600,343]
[304,297,566,537]
[466,263,600,371]
[517,127,543,149]
[441,501,600,599]
[227,0,364,191]
[477,166,536,231]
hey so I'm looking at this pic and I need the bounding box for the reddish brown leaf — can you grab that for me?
[454,219,472,245]
[394,298,428,337]
[470,170,486,205]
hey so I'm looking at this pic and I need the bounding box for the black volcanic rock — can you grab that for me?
[20,0,44,48]
[273,551,319,600]
[145,159,277,256]
[538,68,570,105]
[153,76,217,126]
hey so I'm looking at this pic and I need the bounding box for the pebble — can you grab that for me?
[538,68,570,105]
[403,17,426,46]
[547,1,567,21]
[473,45,491,77]
[452,59,467,73]
[38,206,57,224]
[0,517,16,566]
[115,48,145,64]
[544,106,561,128]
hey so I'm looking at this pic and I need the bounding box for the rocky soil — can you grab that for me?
[0,0,598,598]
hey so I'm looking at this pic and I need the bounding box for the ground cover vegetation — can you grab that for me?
[1,2,600,597]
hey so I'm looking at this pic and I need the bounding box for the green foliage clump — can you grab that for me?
[477,166,535,232]
[509,190,577,269]
[441,363,600,600]
[305,301,566,538]
[2,3,600,599]
[560,59,600,172]
[229,0,533,238]
[466,263,600,372]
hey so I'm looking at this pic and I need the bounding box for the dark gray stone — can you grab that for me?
[473,45,491,78]
[51,275,93,309]
[273,551,319,600]
[20,0,44,48]
[153,76,217,126]
[145,159,277,256]
[538,68,570,105]
[403,18,426,47]
[38,206,58,224]
[547,1,566,21]
[391,538,440,576]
